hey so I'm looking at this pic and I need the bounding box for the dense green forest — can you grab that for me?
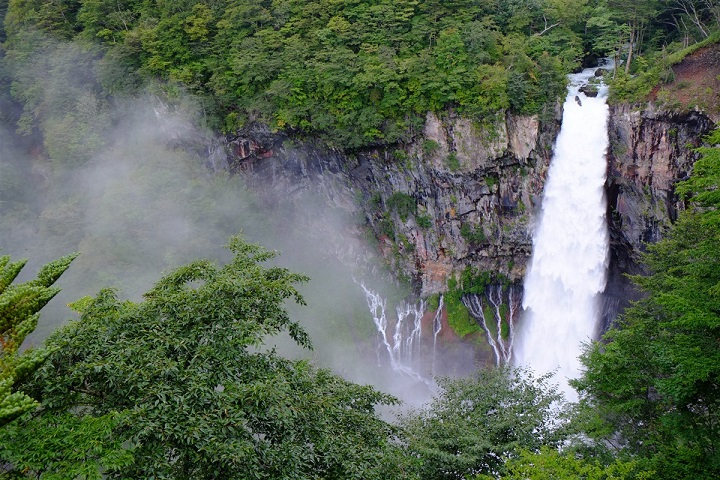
[3,0,718,149]
[1,0,720,478]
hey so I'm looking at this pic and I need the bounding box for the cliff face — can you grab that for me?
[608,105,713,252]
[227,92,716,349]
[228,107,561,296]
[602,104,714,327]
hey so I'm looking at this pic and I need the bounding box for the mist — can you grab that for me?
[0,36,455,407]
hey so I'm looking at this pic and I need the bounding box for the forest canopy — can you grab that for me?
[2,0,586,148]
[4,1,718,148]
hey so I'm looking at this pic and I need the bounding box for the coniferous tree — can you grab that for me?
[0,253,76,426]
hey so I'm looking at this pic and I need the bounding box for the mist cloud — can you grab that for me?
[0,35,479,408]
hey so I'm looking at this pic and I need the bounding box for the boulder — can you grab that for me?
[580,85,599,97]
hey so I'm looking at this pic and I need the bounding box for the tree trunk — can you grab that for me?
[625,24,635,75]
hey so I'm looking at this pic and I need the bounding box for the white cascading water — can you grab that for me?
[431,294,444,376]
[463,285,521,366]
[463,294,501,365]
[514,64,611,401]
[359,283,432,386]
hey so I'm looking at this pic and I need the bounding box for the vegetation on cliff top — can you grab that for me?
[609,31,720,104]
[596,0,720,105]
[3,0,719,153]
[3,0,583,149]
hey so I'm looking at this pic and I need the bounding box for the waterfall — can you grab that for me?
[359,283,432,386]
[514,64,611,401]
[463,285,521,366]
[463,293,502,366]
[431,294,444,376]
[394,299,426,367]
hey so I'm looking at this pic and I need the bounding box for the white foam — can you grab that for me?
[514,66,611,401]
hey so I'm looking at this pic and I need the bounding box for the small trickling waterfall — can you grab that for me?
[463,285,522,366]
[514,64,611,400]
[359,283,432,386]
[431,294,444,376]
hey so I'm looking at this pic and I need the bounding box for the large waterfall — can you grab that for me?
[514,65,611,400]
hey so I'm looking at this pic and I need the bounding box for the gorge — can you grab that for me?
[226,47,717,399]
[2,1,719,476]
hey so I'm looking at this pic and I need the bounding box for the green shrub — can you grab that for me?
[378,213,394,238]
[460,267,511,294]
[427,293,440,311]
[423,139,440,155]
[446,152,460,171]
[461,266,493,294]
[398,233,415,252]
[460,223,486,245]
[482,304,498,337]
[499,304,510,339]
[608,69,660,104]
[387,192,416,222]
[660,67,675,84]
[417,215,432,229]
[445,277,479,337]
[393,149,408,161]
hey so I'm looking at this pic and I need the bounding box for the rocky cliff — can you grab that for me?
[226,87,717,353]
[603,104,714,328]
[229,107,561,298]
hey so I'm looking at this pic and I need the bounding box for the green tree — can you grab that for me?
[4,0,81,39]
[401,368,565,479]
[585,2,630,65]
[0,237,404,479]
[607,0,661,72]
[573,130,720,479]
[666,0,720,39]
[0,253,76,426]
[4,0,577,149]
[488,447,654,480]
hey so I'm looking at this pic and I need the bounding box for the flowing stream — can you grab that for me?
[514,65,611,400]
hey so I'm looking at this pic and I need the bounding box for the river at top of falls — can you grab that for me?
[514,63,611,401]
